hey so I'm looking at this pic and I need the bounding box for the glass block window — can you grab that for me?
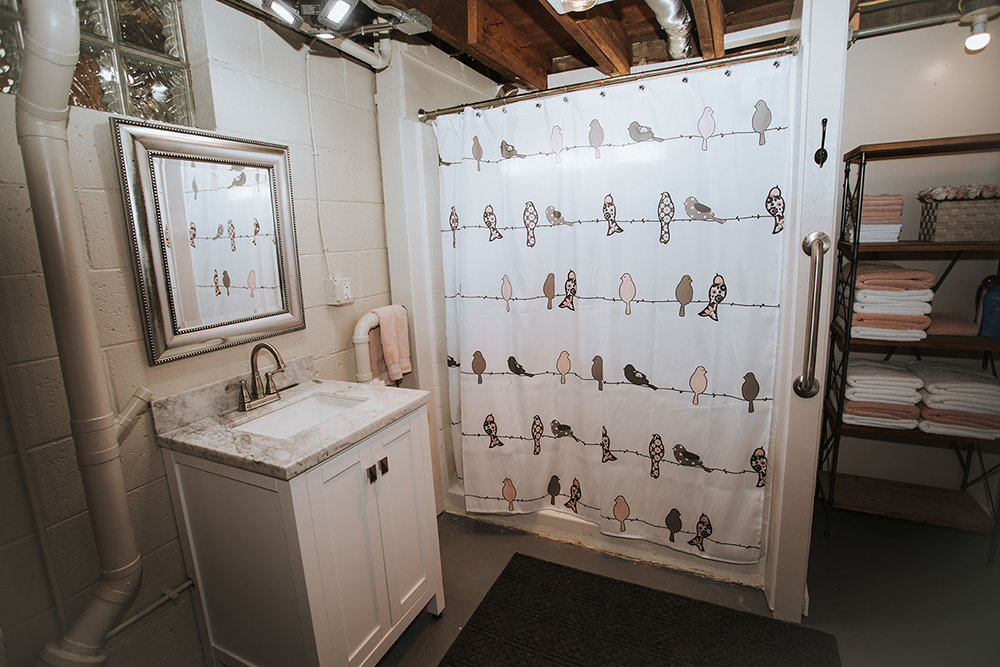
[0,0,191,125]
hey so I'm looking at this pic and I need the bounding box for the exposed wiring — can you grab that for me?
[304,49,335,281]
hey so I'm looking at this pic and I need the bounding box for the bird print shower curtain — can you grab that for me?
[434,56,792,564]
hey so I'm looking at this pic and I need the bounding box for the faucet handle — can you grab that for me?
[225,380,252,411]
[265,368,285,396]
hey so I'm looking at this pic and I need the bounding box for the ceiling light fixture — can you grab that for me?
[265,0,303,28]
[959,0,1000,52]
[318,0,359,30]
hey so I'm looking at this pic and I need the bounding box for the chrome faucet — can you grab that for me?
[226,342,287,411]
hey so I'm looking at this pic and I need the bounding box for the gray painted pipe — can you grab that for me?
[15,1,143,665]
[645,0,693,60]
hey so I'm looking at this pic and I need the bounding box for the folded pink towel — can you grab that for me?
[844,400,920,420]
[851,312,931,331]
[919,403,1000,429]
[849,261,937,291]
[369,305,412,383]
[927,312,979,336]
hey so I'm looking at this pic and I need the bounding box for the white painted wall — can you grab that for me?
[0,0,390,663]
[836,23,1000,495]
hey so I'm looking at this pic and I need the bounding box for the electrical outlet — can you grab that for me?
[324,278,354,306]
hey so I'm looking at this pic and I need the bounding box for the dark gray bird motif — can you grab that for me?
[750,447,767,488]
[742,372,760,413]
[484,413,503,448]
[591,355,604,391]
[765,185,785,234]
[229,172,246,188]
[601,426,616,462]
[550,419,582,443]
[665,508,682,542]
[558,270,576,310]
[471,351,487,384]
[189,222,197,248]
[674,443,711,473]
[624,364,658,390]
[649,434,665,478]
[698,274,727,321]
[547,475,561,505]
[603,194,623,236]
[483,204,502,241]
[628,120,664,143]
[564,478,581,513]
[472,136,483,171]
[543,273,556,309]
[523,201,538,247]
[192,177,198,200]
[449,206,459,248]
[531,415,543,455]
[222,270,231,296]
[658,192,674,244]
[213,270,221,296]
[684,196,724,223]
[698,107,715,151]
[589,119,604,159]
[545,205,569,226]
[500,140,525,159]
[675,275,693,317]
[688,513,713,551]
[751,100,771,146]
[508,356,534,377]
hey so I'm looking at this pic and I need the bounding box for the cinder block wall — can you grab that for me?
[0,0,388,664]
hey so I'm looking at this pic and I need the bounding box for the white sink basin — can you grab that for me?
[234,394,367,439]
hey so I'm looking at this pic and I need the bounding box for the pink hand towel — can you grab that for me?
[369,305,412,383]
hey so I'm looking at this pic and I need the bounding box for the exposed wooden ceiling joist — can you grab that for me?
[690,0,727,59]
[468,0,552,90]
[540,2,632,77]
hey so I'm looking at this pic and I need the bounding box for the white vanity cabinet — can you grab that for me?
[162,404,444,667]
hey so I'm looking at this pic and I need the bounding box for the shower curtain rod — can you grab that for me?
[417,40,799,122]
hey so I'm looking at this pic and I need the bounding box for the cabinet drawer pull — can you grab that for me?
[379,457,389,476]
[367,465,378,484]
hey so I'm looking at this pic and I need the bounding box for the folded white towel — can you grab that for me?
[846,359,924,389]
[845,387,922,405]
[918,420,1000,440]
[851,326,928,342]
[845,224,901,243]
[908,361,1000,398]
[842,414,918,430]
[856,289,935,303]
[919,390,1000,415]
[853,301,933,316]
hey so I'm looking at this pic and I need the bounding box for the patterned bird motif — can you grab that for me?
[484,413,503,448]
[163,226,171,248]
[508,355,533,377]
[564,478,581,513]
[189,222,197,248]
[591,355,604,391]
[556,351,571,384]
[222,270,231,296]
[545,205,568,226]
[558,270,576,310]
[688,513,713,551]
[658,192,674,244]
[750,447,767,488]
[765,185,785,234]
[551,126,563,164]
[697,107,715,151]
[613,495,630,532]
[752,100,771,146]
[252,217,260,245]
[500,140,525,159]
[449,206,459,248]
[589,119,604,159]
[213,270,222,296]
[501,275,513,312]
[689,366,708,405]
[472,136,483,171]
[742,372,760,413]
[472,350,487,384]
[628,120,664,143]
[531,415,544,455]
[543,273,556,309]
[502,478,516,511]
[674,444,711,472]
[665,508,682,542]
[684,196,724,223]
[619,273,636,315]
[603,194,623,236]
[649,434,665,478]
[214,223,224,239]
[624,364,657,390]
[483,204,502,241]
[547,475,561,505]
[550,419,582,443]
[228,220,236,251]
[698,274,727,321]
[601,426,617,462]
[675,275,693,317]
[523,201,538,247]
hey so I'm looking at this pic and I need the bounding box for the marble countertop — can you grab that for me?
[155,377,429,480]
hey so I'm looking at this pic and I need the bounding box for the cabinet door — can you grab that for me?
[371,417,431,626]
[307,439,390,667]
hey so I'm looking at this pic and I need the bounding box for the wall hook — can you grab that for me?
[814,118,829,167]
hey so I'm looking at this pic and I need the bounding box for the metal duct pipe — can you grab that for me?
[645,0,693,60]
[15,1,143,665]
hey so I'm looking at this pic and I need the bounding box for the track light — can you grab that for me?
[265,0,303,28]
[318,0,359,30]
[959,0,999,53]
[966,17,991,51]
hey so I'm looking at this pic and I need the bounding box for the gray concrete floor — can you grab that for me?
[378,506,1000,667]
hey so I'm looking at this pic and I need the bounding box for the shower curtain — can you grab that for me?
[434,56,793,564]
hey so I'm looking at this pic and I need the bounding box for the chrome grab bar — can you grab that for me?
[794,231,831,399]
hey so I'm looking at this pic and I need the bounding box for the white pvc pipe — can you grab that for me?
[322,33,390,70]
[353,311,380,383]
[16,1,143,664]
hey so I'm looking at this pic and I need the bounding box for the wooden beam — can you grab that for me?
[376,0,469,52]
[690,0,727,59]
[468,0,551,90]
[539,2,631,77]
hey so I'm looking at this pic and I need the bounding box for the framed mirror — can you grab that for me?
[111,117,305,364]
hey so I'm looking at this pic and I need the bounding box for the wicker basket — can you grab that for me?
[919,199,1000,242]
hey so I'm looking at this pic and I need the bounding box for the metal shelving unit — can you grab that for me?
[819,133,1000,566]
